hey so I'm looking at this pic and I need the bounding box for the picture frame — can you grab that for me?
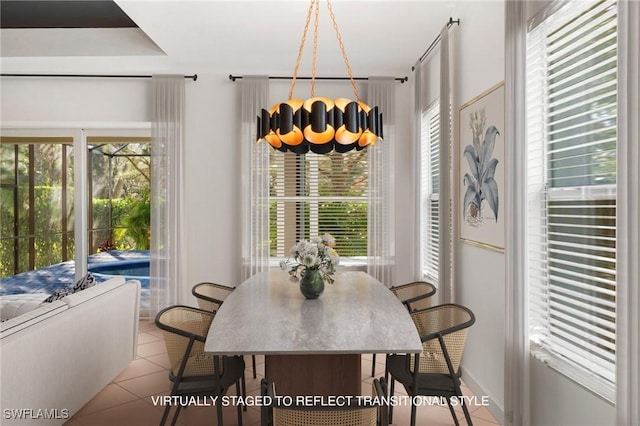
[457,81,505,252]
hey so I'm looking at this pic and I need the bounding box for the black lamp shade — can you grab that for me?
[257,97,383,154]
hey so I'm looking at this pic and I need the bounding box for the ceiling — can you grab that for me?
[0,1,462,77]
[0,1,136,28]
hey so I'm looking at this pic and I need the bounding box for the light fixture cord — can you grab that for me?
[289,0,316,100]
[310,0,320,97]
[326,0,361,102]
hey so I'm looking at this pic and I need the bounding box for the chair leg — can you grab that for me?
[241,371,248,411]
[410,400,417,426]
[236,379,244,426]
[159,404,172,426]
[447,399,460,426]
[252,355,257,379]
[389,377,395,424]
[461,400,473,425]
[170,404,183,426]
[454,381,473,425]
[371,353,377,377]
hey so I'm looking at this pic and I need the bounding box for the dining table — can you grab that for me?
[204,269,422,407]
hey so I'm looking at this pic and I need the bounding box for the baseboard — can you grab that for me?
[460,366,505,425]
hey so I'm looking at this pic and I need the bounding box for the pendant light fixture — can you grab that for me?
[256,0,383,155]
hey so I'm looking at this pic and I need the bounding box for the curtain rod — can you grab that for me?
[412,17,460,71]
[0,73,198,81]
[229,74,408,83]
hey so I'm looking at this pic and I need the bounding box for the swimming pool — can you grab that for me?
[88,257,150,314]
[89,259,150,281]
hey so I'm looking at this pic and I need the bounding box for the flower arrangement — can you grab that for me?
[280,233,340,284]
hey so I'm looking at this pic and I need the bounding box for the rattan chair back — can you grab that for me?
[273,408,377,426]
[390,281,436,312]
[192,282,234,312]
[408,304,474,375]
[156,305,220,378]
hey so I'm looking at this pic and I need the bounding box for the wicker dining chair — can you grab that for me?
[192,281,258,379]
[390,281,437,313]
[371,281,437,377]
[155,305,246,426]
[386,303,475,426]
[192,282,233,312]
[260,378,389,426]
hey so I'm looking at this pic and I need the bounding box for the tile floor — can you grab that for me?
[66,320,501,426]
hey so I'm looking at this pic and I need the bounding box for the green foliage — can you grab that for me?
[1,141,150,278]
[91,192,150,251]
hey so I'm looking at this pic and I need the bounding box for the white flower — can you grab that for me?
[322,233,336,246]
[302,254,317,267]
[329,248,340,266]
[296,240,310,255]
[284,235,339,285]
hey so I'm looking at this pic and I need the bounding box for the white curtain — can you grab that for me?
[616,1,640,424]
[438,25,454,304]
[367,77,395,287]
[413,56,425,281]
[412,25,454,303]
[240,76,271,282]
[150,75,187,317]
[504,2,530,425]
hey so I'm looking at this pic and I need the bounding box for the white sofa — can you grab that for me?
[0,277,140,425]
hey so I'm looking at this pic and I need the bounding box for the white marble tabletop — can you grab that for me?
[204,270,422,355]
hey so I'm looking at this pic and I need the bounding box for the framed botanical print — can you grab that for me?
[458,82,505,251]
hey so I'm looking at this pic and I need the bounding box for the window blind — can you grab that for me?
[526,0,617,399]
[270,150,368,258]
[421,104,440,281]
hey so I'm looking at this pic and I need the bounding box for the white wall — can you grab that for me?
[450,1,506,421]
[0,77,149,122]
[530,358,614,426]
[182,73,240,293]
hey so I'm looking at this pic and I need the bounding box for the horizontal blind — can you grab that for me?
[527,0,617,397]
[421,104,440,281]
[270,150,368,257]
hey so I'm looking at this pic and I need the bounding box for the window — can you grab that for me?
[526,0,617,399]
[87,138,151,253]
[0,137,75,277]
[269,150,368,259]
[421,103,440,281]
